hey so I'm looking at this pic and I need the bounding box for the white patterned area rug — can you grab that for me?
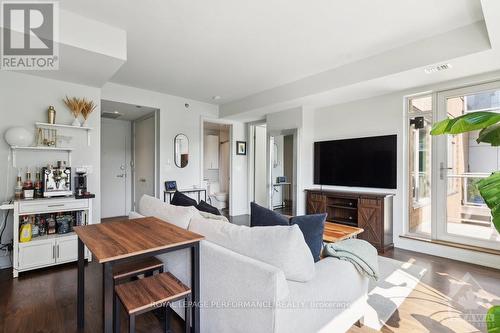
[363,256,427,330]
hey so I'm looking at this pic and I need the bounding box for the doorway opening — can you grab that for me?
[202,121,232,217]
[100,100,159,219]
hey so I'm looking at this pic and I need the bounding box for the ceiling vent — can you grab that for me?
[101,111,123,119]
[424,63,452,74]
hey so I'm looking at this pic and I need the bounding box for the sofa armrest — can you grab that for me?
[199,240,289,333]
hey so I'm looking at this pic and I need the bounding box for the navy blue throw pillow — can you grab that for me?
[250,202,289,227]
[290,213,327,262]
[197,200,221,216]
[171,191,197,207]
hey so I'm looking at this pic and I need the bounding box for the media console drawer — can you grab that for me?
[18,199,88,214]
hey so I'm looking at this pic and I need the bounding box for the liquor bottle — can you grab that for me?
[23,169,34,200]
[34,170,43,198]
[14,170,23,200]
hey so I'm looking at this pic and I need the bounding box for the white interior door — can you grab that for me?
[101,118,131,218]
[134,115,156,206]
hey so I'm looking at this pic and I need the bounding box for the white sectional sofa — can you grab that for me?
[131,195,369,333]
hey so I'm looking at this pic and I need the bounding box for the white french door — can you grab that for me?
[435,82,500,250]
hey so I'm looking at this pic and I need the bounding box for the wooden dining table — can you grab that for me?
[74,217,204,333]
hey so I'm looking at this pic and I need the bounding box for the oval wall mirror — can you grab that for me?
[174,134,189,168]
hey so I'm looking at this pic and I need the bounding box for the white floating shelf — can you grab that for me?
[35,122,92,145]
[35,122,92,130]
[11,146,73,151]
[10,146,73,167]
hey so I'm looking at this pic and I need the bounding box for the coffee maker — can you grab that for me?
[74,168,87,197]
[42,161,72,197]
[74,167,95,199]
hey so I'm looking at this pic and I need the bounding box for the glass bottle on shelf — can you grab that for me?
[14,170,23,200]
[34,170,43,198]
[23,169,34,200]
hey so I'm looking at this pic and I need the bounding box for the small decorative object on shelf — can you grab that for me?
[80,99,96,127]
[4,127,34,147]
[36,127,57,147]
[48,106,56,124]
[63,96,96,127]
[63,96,83,126]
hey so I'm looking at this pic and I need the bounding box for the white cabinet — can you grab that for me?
[13,197,92,278]
[18,239,55,269]
[55,235,78,263]
[204,135,219,169]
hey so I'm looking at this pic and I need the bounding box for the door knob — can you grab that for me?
[139,178,146,183]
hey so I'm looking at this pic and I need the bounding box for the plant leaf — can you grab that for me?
[478,172,500,234]
[488,306,500,333]
[430,118,453,135]
[431,112,500,136]
[478,123,500,146]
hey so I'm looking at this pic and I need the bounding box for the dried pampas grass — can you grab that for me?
[63,96,96,120]
[81,100,97,120]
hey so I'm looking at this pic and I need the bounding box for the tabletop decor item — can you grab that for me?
[81,99,97,127]
[47,106,56,124]
[63,96,83,126]
[4,127,34,147]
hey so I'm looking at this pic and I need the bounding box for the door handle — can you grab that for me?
[116,174,125,178]
[56,245,59,259]
[52,245,55,259]
[139,178,146,183]
[440,162,452,180]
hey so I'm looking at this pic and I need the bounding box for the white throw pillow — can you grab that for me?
[189,217,315,282]
[138,194,201,229]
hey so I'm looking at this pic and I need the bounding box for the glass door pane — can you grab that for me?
[436,84,500,249]
[408,96,432,236]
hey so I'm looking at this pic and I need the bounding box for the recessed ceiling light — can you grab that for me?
[424,63,452,74]
[212,95,222,101]
[113,110,120,114]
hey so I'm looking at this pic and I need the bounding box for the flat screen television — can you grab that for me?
[314,135,397,189]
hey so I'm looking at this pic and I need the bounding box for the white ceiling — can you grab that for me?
[62,0,485,104]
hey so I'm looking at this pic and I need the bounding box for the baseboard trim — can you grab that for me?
[399,234,500,256]
[395,235,500,270]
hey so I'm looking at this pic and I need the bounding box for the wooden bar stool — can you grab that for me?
[112,257,164,283]
[114,272,191,333]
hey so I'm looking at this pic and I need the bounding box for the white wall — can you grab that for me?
[101,83,219,196]
[0,72,101,268]
[230,122,248,215]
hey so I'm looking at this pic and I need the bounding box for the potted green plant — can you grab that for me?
[430,111,500,332]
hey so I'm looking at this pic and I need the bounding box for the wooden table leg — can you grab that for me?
[77,238,85,330]
[191,243,200,333]
[103,262,114,333]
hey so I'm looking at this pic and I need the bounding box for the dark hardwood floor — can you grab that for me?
[1,215,499,333]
